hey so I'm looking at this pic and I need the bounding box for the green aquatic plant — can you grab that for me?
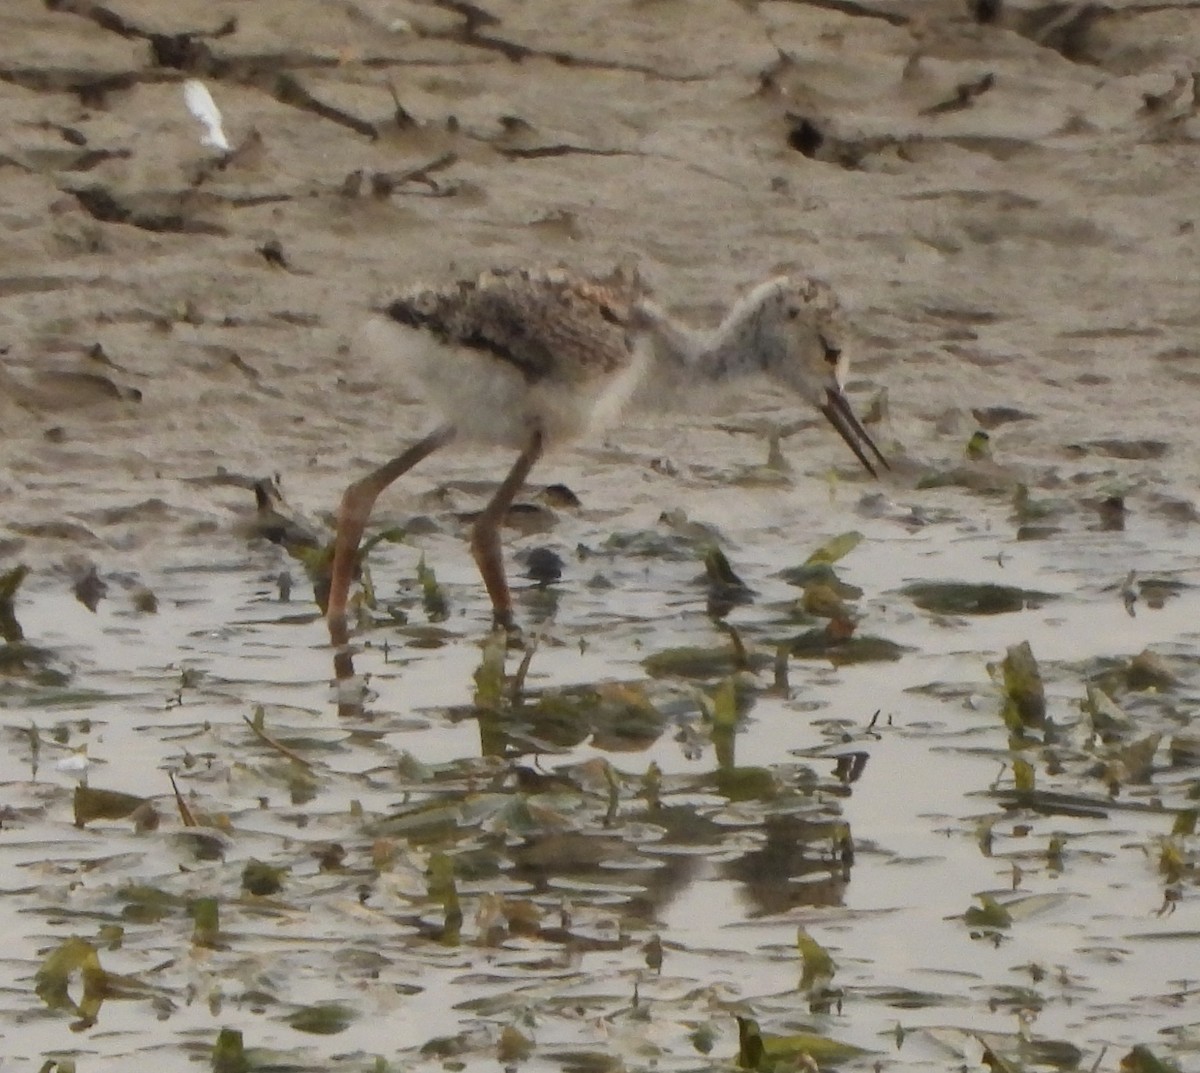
[796,927,836,993]
[286,1002,356,1035]
[995,641,1046,732]
[241,859,287,896]
[190,897,221,948]
[804,530,863,565]
[73,785,151,828]
[416,553,449,621]
[212,1027,249,1073]
[472,627,508,710]
[428,851,463,945]
[903,581,1056,616]
[736,1014,868,1070]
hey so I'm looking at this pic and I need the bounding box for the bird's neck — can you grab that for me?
[639,291,776,384]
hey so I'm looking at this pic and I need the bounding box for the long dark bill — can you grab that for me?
[820,388,889,477]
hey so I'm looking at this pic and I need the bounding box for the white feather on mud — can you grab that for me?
[183,79,230,151]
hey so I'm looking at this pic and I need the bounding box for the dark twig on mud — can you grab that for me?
[369,151,459,196]
[920,73,996,116]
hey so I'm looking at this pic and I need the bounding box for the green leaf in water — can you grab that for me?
[1171,809,1198,837]
[241,859,287,896]
[360,526,408,556]
[902,581,1056,616]
[421,1029,479,1059]
[96,923,123,951]
[963,894,1013,930]
[996,641,1045,731]
[38,1059,76,1073]
[691,1021,718,1054]
[497,1024,535,1062]
[1158,837,1186,884]
[1120,1045,1182,1073]
[428,851,462,945]
[473,628,507,709]
[778,561,862,597]
[603,527,704,560]
[119,883,185,924]
[73,785,149,828]
[416,554,449,622]
[212,1027,250,1073]
[787,628,905,665]
[716,766,777,802]
[643,644,765,680]
[802,582,854,621]
[286,1002,356,1035]
[34,936,107,1023]
[643,933,663,972]
[130,585,158,613]
[1013,758,1035,793]
[190,897,220,948]
[712,675,739,731]
[703,545,750,591]
[804,531,863,566]
[372,800,462,840]
[965,429,991,460]
[736,1015,868,1070]
[796,927,836,991]
[737,1017,765,1071]
[1046,834,1065,870]
[642,761,662,809]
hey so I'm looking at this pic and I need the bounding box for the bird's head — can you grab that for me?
[753,276,887,476]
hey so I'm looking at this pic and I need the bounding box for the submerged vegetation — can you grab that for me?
[3,497,1200,1072]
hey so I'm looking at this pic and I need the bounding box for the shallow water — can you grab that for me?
[4,481,1200,1071]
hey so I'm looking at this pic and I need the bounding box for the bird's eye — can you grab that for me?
[819,335,841,365]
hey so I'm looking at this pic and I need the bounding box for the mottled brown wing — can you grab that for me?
[385,268,638,384]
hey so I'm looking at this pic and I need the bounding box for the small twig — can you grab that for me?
[509,634,540,701]
[272,73,378,140]
[772,644,790,694]
[394,149,459,186]
[168,771,198,827]
[920,73,996,116]
[385,79,417,129]
[717,620,749,670]
[370,151,459,196]
[497,143,632,160]
[242,713,314,768]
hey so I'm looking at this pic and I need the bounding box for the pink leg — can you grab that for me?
[470,429,544,631]
[327,424,455,645]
